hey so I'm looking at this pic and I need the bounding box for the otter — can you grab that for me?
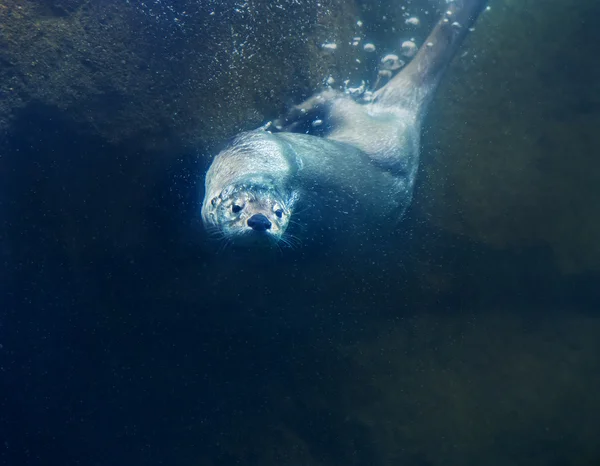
[202,0,488,249]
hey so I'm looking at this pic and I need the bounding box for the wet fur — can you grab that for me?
[202,0,488,248]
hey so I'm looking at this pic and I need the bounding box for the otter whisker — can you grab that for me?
[205,224,226,238]
[274,241,285,254]
[216,237,232,253]
[207,230,226,240]
[290,205,311,216]
[265,234,285,253]
[280,232,302,250]
[278,237,292,249]
[288,219,303,228]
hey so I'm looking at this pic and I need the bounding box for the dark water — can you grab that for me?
[1,1,600,465]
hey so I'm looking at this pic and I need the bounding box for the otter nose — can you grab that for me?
[247,213,272,231]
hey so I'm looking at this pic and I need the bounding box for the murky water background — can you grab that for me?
[1,1,599,465]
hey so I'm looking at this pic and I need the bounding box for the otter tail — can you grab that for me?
[374,0,488,113]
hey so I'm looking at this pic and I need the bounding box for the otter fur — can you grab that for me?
[202,0,488,249]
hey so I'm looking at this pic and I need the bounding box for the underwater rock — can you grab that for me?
[190,311,600,465]
[417,0,600,275]
[339,311,600,466]
[0,0,361,150]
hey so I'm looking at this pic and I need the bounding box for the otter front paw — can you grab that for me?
[273,88,343,133]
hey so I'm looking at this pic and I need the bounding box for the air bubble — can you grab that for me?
[345,80,367,96]
[405,17,420,26]
[363,43,376,52]
[381,54,404,71]
[401,40,418,58]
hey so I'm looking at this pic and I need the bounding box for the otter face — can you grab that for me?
[203,184,297,244]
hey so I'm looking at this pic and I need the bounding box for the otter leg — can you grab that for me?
[273,88,343,133]
[375,0,487,112]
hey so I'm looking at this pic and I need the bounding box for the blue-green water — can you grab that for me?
[1,1,599,465]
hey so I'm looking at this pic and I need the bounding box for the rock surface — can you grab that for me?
[419,0,600,274]
[0,0,360,149]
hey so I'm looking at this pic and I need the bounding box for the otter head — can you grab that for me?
[202,182,298,245]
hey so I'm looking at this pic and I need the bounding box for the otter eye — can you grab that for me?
[275,209,283,218]
[231,204,242,214]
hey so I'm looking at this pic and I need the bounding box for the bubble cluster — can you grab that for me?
[312,6,430,99]
[130,0,190,31]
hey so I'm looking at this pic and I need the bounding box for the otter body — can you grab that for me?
[202,0,488,248]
